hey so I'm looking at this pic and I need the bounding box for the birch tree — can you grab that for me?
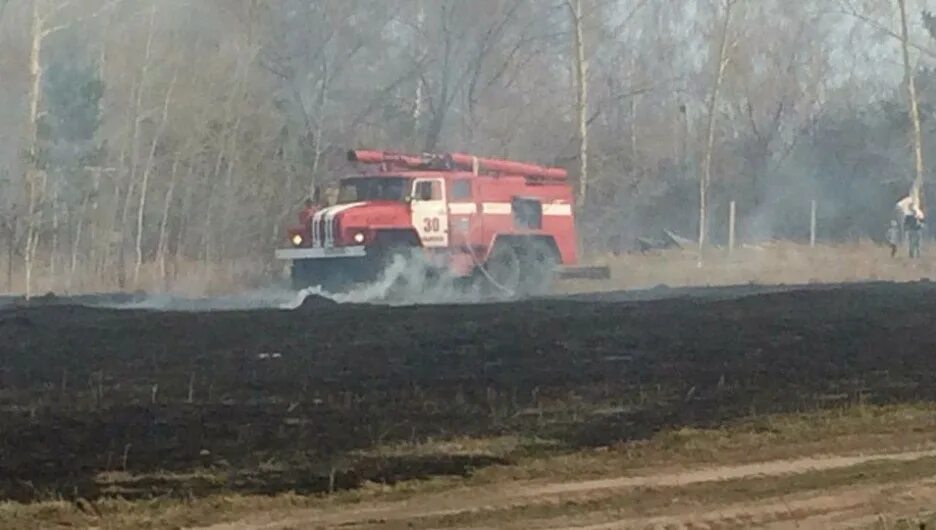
[22,0,120,298]
[132,70,176,287]
[897,0,925,213]
[567,0,589,209]
[699,0,736,254]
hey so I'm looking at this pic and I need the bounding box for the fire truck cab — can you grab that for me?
[275,149,593,297]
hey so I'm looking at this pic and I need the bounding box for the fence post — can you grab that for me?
[728,200,736,254]
[810,199,817,248]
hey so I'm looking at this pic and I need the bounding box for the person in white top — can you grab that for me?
[896,196,925,257]
[897,196,914,220]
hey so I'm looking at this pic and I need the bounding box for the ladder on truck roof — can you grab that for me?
[347,149,568,182]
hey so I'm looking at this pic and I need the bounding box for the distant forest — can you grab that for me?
[1,0,935,294]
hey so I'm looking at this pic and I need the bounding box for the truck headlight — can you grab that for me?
[291,234,303,247]
[353,232,365,244]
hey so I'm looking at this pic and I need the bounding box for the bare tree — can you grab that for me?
[1,0,933,295]
[567,0,589,210]
[133,70,177,287]
[699,0,736,255]
[897,0,925,213]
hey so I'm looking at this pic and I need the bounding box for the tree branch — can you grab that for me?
[825,1,936,60]
[41,0,123,38]
[605,0,651,42]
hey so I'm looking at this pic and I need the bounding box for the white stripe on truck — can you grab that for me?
[542,203,572,216]
[481,203,512,215]
[311,202,366,247]
[481,202,572,216]
[448,203,478,215]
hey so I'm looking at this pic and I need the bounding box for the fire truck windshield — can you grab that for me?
[337,177,410,204]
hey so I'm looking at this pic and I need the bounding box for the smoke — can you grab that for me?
[283,252,489,308]
[98,252,492,312]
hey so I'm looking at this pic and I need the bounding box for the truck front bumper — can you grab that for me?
[274,246,367,260]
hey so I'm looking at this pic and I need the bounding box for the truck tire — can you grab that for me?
[518,239,558,296]
[485,243,522,298]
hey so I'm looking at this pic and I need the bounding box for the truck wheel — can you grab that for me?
[519,240,558,296]
[485,243,522,298]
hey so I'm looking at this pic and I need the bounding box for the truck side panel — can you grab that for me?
[474,177,578,265]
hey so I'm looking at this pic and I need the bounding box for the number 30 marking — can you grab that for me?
[423,217,441,232]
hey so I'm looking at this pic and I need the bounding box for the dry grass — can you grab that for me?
[888,514,936,529]
[3,403,936,530]
[565,241,936,293]
[1,258,276,297]
[415,457,936,530]
[475,402,936,484]
[4,241,932,297]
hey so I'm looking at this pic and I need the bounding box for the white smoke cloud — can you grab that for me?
[283,251,490,308]
[99,252,496,312]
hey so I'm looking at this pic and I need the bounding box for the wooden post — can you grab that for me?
[728,200,736,253]
[187,371,196,403]
[810,200,817,248]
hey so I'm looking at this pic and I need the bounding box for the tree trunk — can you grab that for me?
[424,4,454,152]
[174,169,197,280]
[5,216,14,292]
[219,122,243,261]
[413,3,425,126]
[568,0,589,210]
[133,72,177,287]
[25,173,46,298]
[699,0,735,256]
[87,168,101,276]
[117,167,136,288]
[50,181,59,282]
[23,0,43,299]
[630,57,639,160]
[309,57,330,199]
[120,5,156,288]
[897,0,926,212]
[205,59,249,266]
[104,158,126,279]
[157,157,181,283]
[68,193,90,293]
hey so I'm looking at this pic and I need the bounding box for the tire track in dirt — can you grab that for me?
[516,449,936,497]
[198,448,936,529]
[574,481,936,529]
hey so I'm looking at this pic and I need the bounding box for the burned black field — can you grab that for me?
[1,282,934,502]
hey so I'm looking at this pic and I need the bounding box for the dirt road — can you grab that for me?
[202,449,936,529]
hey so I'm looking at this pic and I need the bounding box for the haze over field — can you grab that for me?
[1,0,936,296]
[9,3,936,528]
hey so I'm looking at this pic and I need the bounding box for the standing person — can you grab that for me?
[907,213,924,258]
[897,196,915,232]
[886,219,900,258]
[896,194,925,255]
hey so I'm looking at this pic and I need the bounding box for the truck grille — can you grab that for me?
[317,217,327,247]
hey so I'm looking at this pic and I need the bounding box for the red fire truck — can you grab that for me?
[275,149,607,297]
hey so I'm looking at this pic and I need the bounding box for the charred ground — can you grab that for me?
[1,282,934,503]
